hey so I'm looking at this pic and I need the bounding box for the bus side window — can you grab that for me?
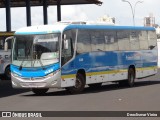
[139,31,149,50]
[148,31,157,49]
[90,30,105,51]
[130,30,140,50]
[117,30,130,50]
[77,30,91,53]
[104,30,118,51]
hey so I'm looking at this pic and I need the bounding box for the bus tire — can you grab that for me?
[88,83,102,88]
[31,88,49,95]
[5,66,11,80]
[67,73,85,94]
[118,68,135,87]
[127,68,135,87]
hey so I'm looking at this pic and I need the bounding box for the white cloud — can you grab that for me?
[11,7,26,30]
[31,7,43,25]
[0,8,6,31]
[62,6,76,17]
[61,6,88,21]
[48,6,57,24]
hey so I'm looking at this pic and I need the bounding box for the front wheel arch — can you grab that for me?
[5,65,11,80]
[76,69,86,83]
[66,69,86,94]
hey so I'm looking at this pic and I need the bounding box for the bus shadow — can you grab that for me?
[83,80,160,94]
[23,80,160,97]
[0,80,30,98]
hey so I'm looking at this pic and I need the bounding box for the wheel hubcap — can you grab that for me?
[75,78,81,89]
[130,73,134,83]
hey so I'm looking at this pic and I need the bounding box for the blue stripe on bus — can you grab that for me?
[64,25,155,31]
[15,30,60,35]
[61,50,157,76]
[11,63,60,78]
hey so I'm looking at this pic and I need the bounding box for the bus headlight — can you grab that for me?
[46,70,59,78]
[12,72,20,77]
[46,72,54,77]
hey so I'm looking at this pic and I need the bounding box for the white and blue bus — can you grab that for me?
[10,23,158,94]
[0,32,14,79]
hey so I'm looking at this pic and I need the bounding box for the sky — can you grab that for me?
[0,0,160,31]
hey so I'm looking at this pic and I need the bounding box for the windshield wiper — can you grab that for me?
[32,57,45,70]
[19,58,25,70]
[38,59,45,70]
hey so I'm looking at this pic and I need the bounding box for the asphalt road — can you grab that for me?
[0,70,160,120]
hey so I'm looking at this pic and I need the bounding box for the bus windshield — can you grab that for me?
[12,33,60,68]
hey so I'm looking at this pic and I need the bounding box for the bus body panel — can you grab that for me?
[61,50,157,86]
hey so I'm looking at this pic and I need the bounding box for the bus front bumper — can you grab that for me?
[11,70,61,88]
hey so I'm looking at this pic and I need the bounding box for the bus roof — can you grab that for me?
[65,25,155,31]
[15,24,67,35]
[15,24,155,35]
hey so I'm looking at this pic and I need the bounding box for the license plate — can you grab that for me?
[20,82,46,88]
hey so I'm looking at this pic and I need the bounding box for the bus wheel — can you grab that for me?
[5,66,11,80]
[88,83,102,88]
[118,68,135,87]
[31,88,49,95]
[127,68,135,87]
[68,73,85,94]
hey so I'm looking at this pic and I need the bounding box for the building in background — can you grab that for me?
[97,15,115,24]
[144,13,156,27]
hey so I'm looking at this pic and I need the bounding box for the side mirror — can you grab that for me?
[149,45,155,50]
[4,36,14,52]
[4,41,8,51]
